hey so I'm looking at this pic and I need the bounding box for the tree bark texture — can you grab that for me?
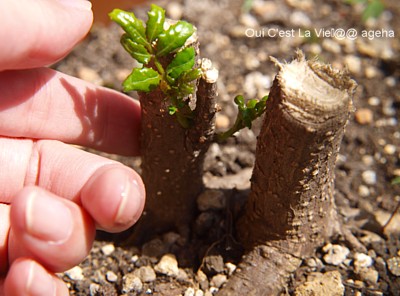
[219,51,356,295]
[135,63,217,240]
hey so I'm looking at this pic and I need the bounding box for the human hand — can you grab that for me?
[0,0,145,295]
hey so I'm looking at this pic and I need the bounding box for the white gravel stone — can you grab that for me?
[322,244,350,266]
[122,273,143,293]
[354,108,373,125]
[65,266,84,281]
[294,271,344,296]
[358,185,370,197]
[134,266,157,283]
[290,11,311,27]
[106,271,118,283]
[387,257,400,276]
[225,262,237,276]
[362,170,377,185]
[154,254,180,277]
[368,96,381,106]
[243,71,271,98]
[210,274,227,288]
[184,287,195,296]
[101,243,115,256]
[322,39,341,54]
[89,283,100,295]
[357,268,379,285]
[77,66,103,85]
[344,55,362,74]
[166,2,183,19]
[354,253,373,269]
[383,144,396,155]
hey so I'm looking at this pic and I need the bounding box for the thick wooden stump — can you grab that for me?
[219,51,356,295]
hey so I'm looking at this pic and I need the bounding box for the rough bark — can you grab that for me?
[218,52,356,295]
[132,57,218,241]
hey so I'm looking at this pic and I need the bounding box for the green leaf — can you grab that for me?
[392,176,400,185]
[234,95,246,109]
[179,68,202,83]
[120,34,152,64]
[168,105,178,115]
[166,47,196,80]
[146,4,165,42]
[156,21,194,57]
[123,67,161,92]
[362,0,384,21]
[109,9,148,48]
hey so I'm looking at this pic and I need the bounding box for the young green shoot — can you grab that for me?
[110,4,268,134]
[109,5,200,127]
[217,95,268,141]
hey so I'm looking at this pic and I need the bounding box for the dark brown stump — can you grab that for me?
[219,51,356,295]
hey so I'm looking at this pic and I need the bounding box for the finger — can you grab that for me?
[0,205,10,276]
[81,166,145,232]
[9,186,96,272]
[0,68,141,156]
[0,0,93,71]
[1,138,145,232]
[4,258,69,296]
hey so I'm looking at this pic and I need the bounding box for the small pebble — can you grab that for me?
[362,170,377,185]
[65,266,84,281]
[368,96,381,106]
[122,273,143,293]
[225,262,237,276]
[89,283,100,295]
[361,155,374,166]
[77,66,103,85]
[358,185,370,197]
[383,144,396,155]
[166,2,183,19]
[364,65,379,79]
[358,268,379,285]
[384,76,396,87]
[354,108,373,125]
[154,254,180,277]
[134,266,157,283]
[210,274,227,289]
[354,253,373,269]
[344,55,362,74]
[387,257,400,276]
[184,288,195,296]
[215,114,230,130]
[322,244,350,265]
[106,271,118,283]
[383,102,396,116]
[290,11,311,27]
[195,290,205,296]
[101,243,115,256]
[322,39,341,54]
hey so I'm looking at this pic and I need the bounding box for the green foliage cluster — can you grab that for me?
[218,95,268,141]
[344,0,385,22]
[109,5,200,127]
[110,4,268,135]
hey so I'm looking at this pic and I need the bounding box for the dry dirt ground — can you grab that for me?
[54,0,399,295]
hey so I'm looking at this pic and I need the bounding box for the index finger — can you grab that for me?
[0,0,93,71]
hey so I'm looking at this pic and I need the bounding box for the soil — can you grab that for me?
[55,0,399,295]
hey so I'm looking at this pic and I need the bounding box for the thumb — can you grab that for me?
[0,0,93,71]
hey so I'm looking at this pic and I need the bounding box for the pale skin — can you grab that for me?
[0,0,145,295]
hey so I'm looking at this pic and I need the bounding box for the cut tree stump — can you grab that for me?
[218,51,356,295]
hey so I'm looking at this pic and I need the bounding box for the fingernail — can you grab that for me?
[115,175,144,225]
[26,191,73,244]
[56,0,92,11]
[27,261,56,296]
